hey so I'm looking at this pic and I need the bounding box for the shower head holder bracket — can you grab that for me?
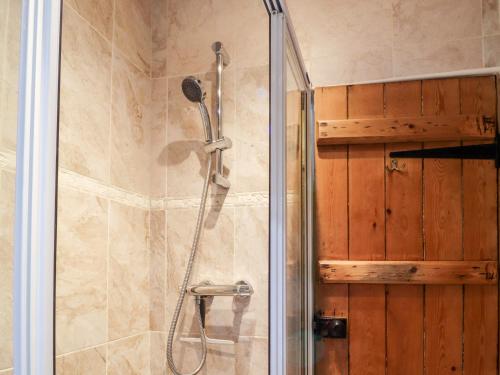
[204,136,232,154]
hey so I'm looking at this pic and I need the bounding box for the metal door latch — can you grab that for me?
[313,311,347,339]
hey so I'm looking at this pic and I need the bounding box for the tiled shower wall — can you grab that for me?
[160,1,270,374]
[54,0,159,373]
[288,0,500,86]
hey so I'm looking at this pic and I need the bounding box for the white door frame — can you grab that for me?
[14,0,62,373]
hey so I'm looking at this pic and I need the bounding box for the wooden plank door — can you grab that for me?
[314,76,498,375]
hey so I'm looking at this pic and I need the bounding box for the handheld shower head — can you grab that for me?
[181,76,213,143]
[182,76,205,103]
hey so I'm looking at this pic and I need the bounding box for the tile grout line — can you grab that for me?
[105,1,116,372]
[56,331,152,360]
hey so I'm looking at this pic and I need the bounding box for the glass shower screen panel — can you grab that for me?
[285,49,307,374]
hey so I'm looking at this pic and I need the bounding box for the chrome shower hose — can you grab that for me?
[166,157,212,375]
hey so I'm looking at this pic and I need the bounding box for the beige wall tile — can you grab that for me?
[108,202,149,340]
[150,332,166,374]
[65,0,113,41]
[166,75,208,199]
[114,0,152,75]
[235,338,268,375]
[166,205,234,335]
[0,0,21,151]
[0,171,14,370]
[59,4,112,183]
[150,78,167,198]
[166,0,268,75]
[0,0,21,88]
[167,205,234,288]
[168,340,236,374]
[0,370,13,375]
[56,345,107,374]
[484,34,500,66]
[166,0,233,76]
[150,210,166,331]
[204,344,236,374]
[393,0,481,44]
[483,0,500,35]
[222,0,269,69]
[0,80,18,152]
[56,188,108,354]
[110,52,151,195]
[234,206,268,338]
[287,0,393,61]
[152,0,168,78]
[234,66,269,193]
[107,334,150,375]
[307,45,393,86]
[166,71,235,198]
[393,37,483,77]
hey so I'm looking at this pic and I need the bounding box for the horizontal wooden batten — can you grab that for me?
[316,115,496,145]
[318,260,498,285]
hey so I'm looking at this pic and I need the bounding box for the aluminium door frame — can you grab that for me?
[265,1,315,374]
[14,0,62,373]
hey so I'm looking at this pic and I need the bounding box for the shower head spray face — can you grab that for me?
[181,76,213,143]
[182,76,205,103]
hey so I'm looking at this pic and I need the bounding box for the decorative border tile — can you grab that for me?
[1,147,277,210]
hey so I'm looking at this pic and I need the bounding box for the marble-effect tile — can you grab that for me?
[152,0,168,78]
[0,0,21,151]
[114,0,152,75]
[392,0,482,44]
[234,66,269,193]
[150,332,167,375]
[150,78,167,198]
[65,0,113,40]
[56,345,107,374]
[150,210,166,331]
[107,334,150,375]
[484,34,500,67]
[393,37,483,77]
[56,188,108,354]
[108,202,150,340]
[483,0,500,35]
[0,171,15,370]
[59,4,112,183]
[234,206,269,338]
[111,52,151,195]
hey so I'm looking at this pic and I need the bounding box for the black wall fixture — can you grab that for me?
[314,312,347,339]
[389,137,500,168]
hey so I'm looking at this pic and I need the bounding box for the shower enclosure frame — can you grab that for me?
[13,0,62,374]
[265,1,315,374]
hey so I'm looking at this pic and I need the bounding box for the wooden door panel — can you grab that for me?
[422,79,464,375]
[461,76,498,375]
[315,86,349,375]
[385,81,424,375]
[314,76,499,375]
[347,84,386,375]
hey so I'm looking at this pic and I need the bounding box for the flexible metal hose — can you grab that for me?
[167,157,212,375]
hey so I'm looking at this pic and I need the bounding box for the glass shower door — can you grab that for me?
[285,55,306,374]
[268,2,313,373]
